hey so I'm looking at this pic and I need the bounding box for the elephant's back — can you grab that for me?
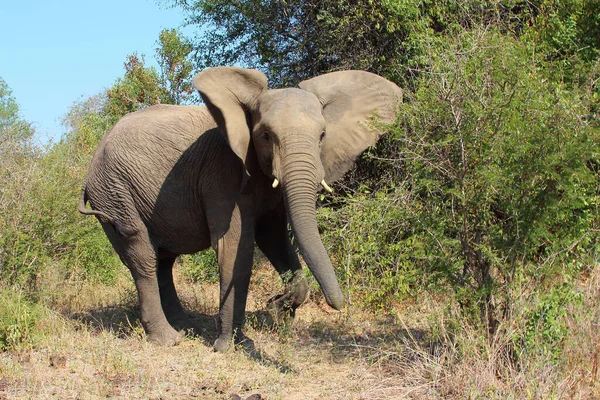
[84,105,222,248]
[90,105,215,181]
[102,105,215,161]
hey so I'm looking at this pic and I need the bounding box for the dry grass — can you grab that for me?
[1,260,599,399]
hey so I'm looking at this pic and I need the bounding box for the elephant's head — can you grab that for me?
[193,67,402,310]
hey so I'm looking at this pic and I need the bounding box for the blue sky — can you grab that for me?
[0,0,190,143]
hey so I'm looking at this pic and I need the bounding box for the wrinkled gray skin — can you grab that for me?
[79,67,401,352]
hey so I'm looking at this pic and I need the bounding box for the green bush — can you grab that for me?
[393,29,599,323]
[180,250,219,284]
[58,219,121,284]
[0,289,42,351]
[516,282,583,361]
[322,29,599,324]
[0,141,121,288]
[319,191,428,310]
[0,154,53,287]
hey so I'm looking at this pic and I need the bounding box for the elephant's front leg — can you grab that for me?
[256,204,309,320]
[212,210,256,353]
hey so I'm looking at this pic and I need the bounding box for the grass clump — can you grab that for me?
[180,250,219,284]
[0,289,43,351]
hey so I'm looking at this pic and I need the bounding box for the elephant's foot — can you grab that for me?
[267,293,297,323]
[268,275,309,324]
[146,324,184,346]
[213,329,248,353]
[213,334,234,353]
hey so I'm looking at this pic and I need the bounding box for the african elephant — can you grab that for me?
[78,67,401,352]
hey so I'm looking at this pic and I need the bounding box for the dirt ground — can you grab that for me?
[0,264,443,400]
[2,262,599,399]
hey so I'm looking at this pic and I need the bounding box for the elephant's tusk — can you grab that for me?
[272,178,279,189]
[321,180,333,193]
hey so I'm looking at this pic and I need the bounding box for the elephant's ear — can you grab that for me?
[299,71,402,183]
[193,67,268,174]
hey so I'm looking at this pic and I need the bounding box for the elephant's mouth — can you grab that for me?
[271,176,332,193]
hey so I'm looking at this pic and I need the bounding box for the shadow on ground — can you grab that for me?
[70,302,431,376]
[69,305,297,373]
[71,304,218,345]
[294,316,431,374]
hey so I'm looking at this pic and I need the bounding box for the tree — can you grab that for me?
[104,53,173,123]
[166,0,600,90]
[0,78,35,155]
[62,94,112,156]
[156,29,195,104]
[63,29,197,154]
[167,0,423,85]
[325,29,600,331]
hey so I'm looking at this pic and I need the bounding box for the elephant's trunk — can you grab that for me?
[280,148,344,310]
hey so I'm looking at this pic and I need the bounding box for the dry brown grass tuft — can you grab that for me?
[1,261,598,399]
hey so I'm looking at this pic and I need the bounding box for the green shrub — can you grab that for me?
[319,190,428,310]
[405,29,597,317]
[322,29,599,323]
[0,120,119,288]
[0,289,42,351]
[58,219,121,284]
[515,282,583,361]
[180,250,219,284]
[0,154,53,288]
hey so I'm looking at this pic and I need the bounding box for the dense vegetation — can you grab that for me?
[1,1,599,395]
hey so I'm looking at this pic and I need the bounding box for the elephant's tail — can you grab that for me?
[78,186,113,222]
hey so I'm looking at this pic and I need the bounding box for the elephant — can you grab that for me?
[78,66,401,352]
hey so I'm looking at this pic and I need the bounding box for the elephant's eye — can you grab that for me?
[320,131,326,142]
[261,132,271,142]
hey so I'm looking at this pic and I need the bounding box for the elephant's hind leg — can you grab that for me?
[100,221,183,346]
[157,256,190,331]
